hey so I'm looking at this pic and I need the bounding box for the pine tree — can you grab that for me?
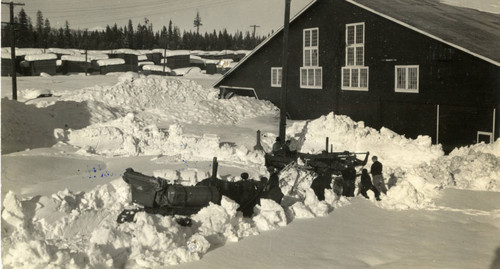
[64,20,72,48]
[16,8,30,47]
[43,18,51,47]
[193,11,202,35]
[35,10,44,47]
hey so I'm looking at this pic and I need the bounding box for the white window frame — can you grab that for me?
[394,65,419,93]
[342,22,368,91]
[303,28,319,67]
[300,66,322,89]
[345,22,365,67]
[301,27,322,89]
[341,66,369,91]
[477,131,493,144]
[271,67,282,87]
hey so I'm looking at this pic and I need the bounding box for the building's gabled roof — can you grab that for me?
[215,0,500,87]
[350,0,500,65]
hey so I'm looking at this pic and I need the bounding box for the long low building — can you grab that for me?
[214,0,500,152]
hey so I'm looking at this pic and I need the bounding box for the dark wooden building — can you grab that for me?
[214,0,500,152]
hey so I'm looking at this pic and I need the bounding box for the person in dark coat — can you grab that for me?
[261,166,284,204]
[341,163,356,197]
[310,169,333,201]
[272,137,282,155]
[371,156,388,194]
[359,169,381,201]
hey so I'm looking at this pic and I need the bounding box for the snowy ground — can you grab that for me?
[1,72,500,268]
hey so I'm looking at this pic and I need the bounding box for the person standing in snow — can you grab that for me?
[370,156,387,195]
[341,162,356,197]
[359,169,381,201]
[311,168,333,201]
[272,137,282,155]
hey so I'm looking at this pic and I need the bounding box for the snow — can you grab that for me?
[138,61,155,66]
[46,48,77,55]
[440,0,500,14]
[142,64,171,72]
[96,58,125,66]
[61,54,109,62]
[109,48,141,55]
[24,54,58,61]
[1,72,500,268]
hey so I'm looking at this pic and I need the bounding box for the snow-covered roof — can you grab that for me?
[137,49,153,55]
[138,61,155,66]
[190,55,204,64]
[109,48,141,55]
[165,50,191,57]
[61,54,109,62]
[24,54,58,61]
[47,48,76,55]
[96,58,125,66]
[235,50,251,55]
[142,64,171,72]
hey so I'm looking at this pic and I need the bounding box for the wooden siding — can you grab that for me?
[216,0,500,149]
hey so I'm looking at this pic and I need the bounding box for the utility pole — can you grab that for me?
[249,24,260,38]
[2,1,25,101]
[279,0,291,142]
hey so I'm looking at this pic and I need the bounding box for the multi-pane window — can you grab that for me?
[395,65,419,93]
[342,22,368,91]
[271,67,282,87]
[342,67,369,90]
[301,27,322,89]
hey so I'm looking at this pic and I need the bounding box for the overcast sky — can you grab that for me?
[1,0,313,35]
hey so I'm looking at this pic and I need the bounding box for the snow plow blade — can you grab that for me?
[265,151,369,172]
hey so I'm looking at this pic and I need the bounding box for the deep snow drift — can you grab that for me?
[2,73,499,268]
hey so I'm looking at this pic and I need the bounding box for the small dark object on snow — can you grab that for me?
[117,208,142,224]
[175,217,193,227]
[37,93,53,98]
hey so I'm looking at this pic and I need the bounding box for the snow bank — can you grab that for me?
[272,113,499,210]
[0,182,264,268]
[55,73,277,126]
[286,113,444,168]
[66,114,266,167]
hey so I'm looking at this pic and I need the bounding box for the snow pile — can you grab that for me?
[56,73,277,125]
[66,114,265,166]
[287,113,444,169]
[1,180,212,268]
[1,181,288,268]
[252,199,287,232]
[274,113,499,210]
[277,165,351,220]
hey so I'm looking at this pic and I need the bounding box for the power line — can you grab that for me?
[250,24,260,38]
[1,1,25,101]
